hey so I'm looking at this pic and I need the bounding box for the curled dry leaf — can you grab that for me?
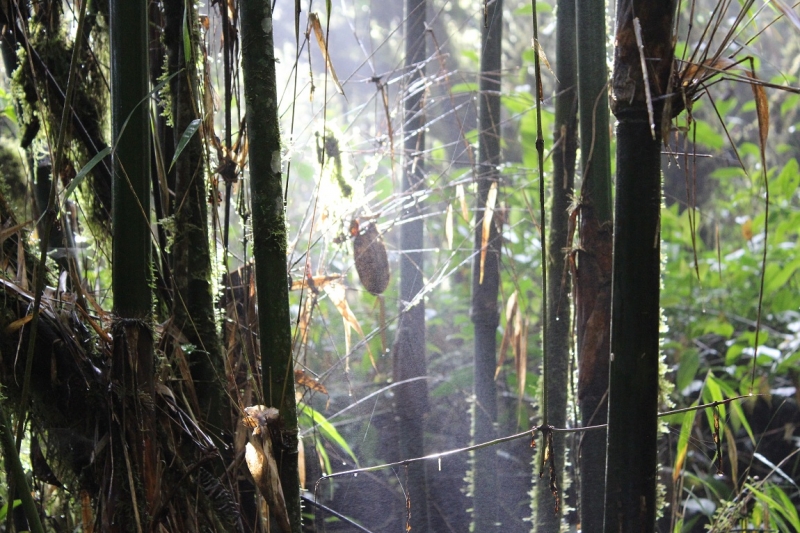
[243,405,291,533]
[294,369,328,394]
[351,218,390,296]
[308,13,346,98]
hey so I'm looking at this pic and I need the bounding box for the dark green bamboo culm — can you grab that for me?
[471,0,503,530]
[240,1,301,531]
[574,0,614,528]
[392,0,431,530]
[605,1,676,531]
[533,0,577,526]
[108,0,156,529]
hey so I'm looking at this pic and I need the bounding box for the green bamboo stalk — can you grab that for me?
[471,0,503,529]
[109,0,156,529]
[533,0,577,525]
[239,1,301,530]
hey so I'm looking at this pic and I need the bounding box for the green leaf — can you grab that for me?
[676,350,700,393]
[450,82,478,94]
[0,499,21,521]
[182,3,192,65]
[63,146,112,202]
[298,402,358,466]
[168,118,202,172]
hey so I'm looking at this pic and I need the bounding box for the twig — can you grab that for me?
[315,394,756,481]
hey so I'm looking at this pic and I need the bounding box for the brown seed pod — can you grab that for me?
[351,218,390,295]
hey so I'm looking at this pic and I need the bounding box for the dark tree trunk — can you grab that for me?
[533,0,577,526]
[575,0,614,529]
[240,1,302,530]
[108,0,156,530]
[391,0,431,530]
[604,1,676,531]
[162,0,226,428]
[471,1,502,530]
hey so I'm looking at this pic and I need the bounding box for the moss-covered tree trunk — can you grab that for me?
[471,1,502,530]
[604,1,675,531]
[533,0,577,527]
[107,0,157,529]
[162,0,226,426]
[575,0,614,529]
[240,1,302,531]
[392,0,431,530]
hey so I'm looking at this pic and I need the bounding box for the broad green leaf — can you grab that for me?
[298,402,358,466]
[64,146,112,202]
[676,350,700,393]
[168,118,202,172]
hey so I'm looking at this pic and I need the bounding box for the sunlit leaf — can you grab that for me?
[457,183,468,220]
[298,401,358,465]
[309,13,346,98]
[445,203,453,250]
[479,181,498,284]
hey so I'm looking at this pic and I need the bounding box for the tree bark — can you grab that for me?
[392,0,431,530]
[162,0,226,428]
[471,1,502,530]
[604,1,675,531]
[240,1,302,531]
[533,0,577,526]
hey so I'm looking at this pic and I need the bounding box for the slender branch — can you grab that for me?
[316,395,755,481]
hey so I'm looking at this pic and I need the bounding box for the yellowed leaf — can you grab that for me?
[479,181,498,285]
[290,274,342,291]
[516,318,528,400]
[5,313,32,333]
[295,369,328,395]
[457,183,468,220]
[751,79,769,149]
[741,218,753,241]
[324,283,364,337]
[495,291,518,380]
[680,57,735,87]
[533,38,556,81]
[445,203,453,250]
[309,13,346,98]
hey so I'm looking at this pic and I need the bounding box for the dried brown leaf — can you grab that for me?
[750,76,769,149]
[294,369,328,394]
[516,317,528,400]
[495,291,518,379]
[479,181,498,285]
[309,13,346,98]
[5,313,32,333]
[244,406,291,533]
